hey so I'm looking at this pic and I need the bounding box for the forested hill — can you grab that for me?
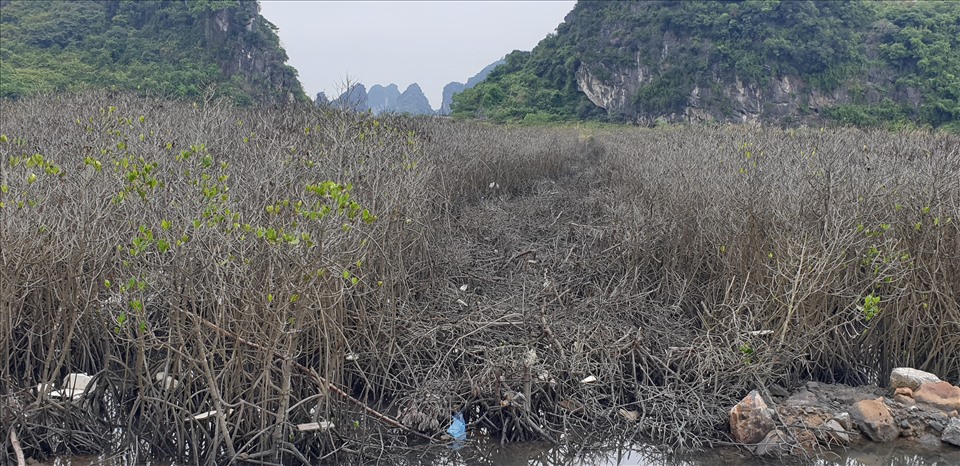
[452,1,960,130]
[0,0,308,105]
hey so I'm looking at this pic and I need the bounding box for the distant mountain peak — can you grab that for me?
[326,81,433,115]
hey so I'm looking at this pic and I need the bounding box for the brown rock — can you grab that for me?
[895,387,914,397]
[890,368,941,390]
[850,398,898,442]
[913,381,960,412]
[894,394,916,406]
[730,390,776,444]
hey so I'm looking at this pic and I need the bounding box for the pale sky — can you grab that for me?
[259,1,577,110]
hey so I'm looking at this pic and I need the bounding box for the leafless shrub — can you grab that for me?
[1,93,958,464]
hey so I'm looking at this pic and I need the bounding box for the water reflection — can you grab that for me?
[400,438,960,466]
[41,438,960,465]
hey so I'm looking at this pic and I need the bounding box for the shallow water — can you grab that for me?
[40,437,960,465]
[406,438,960,466]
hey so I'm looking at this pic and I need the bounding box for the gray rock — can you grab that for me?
[917,433,942,448]
[834,412,852,431]
[785,388,817,406]
[824,419,850,445]
[927,419,945,432]
[890,368,941,391]
[754,429,788,457]
[943,418,960,446]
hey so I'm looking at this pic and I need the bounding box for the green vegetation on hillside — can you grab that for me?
[0,0,307,105]
[450,33,604,123]
[452,1,959,129]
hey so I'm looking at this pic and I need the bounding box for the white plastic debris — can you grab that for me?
[345,352,359,361]
[35,382,55,396]
[459,284,468,292]
[155,372,179,390]
[185,409,233,422]
[297,421,335,432]
[50,373,95,400]
[456,299,468,307]
[580,375,598,384]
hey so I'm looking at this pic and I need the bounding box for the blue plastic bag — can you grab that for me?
[446,412,467,442]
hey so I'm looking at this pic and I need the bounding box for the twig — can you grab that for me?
[9,428,26,466]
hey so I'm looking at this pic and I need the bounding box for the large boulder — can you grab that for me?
[913,381,960,412]
[890,368,941,390]
[943,418,960,447]
[730,390,776,444]
[850,398,898,442]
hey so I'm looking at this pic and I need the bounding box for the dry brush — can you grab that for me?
[1,92,958,464]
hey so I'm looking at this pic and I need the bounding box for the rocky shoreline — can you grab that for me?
[729,368,960,458]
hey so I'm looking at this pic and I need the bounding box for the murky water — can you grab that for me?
[42,438,960,466]
[407,438,960,466]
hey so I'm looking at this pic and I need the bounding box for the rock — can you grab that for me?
[769,384,790,398]
[943,418,960,447]
[894,394,916,406]
[890,368,941,390]
[755,429,788,457]
[917,433,943,448]
[824,419,850,445]
[834,412,852,430]
[926,419,945,432]
[913,381,960,412]
[730,390,776,444]
[850,398,898,442]
[951,410,959,418]
[895,387,914,397]
[785,388,817,406]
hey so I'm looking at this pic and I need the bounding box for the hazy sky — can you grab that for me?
[259,1,577,109]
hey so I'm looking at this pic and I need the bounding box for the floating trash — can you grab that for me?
[446,412,467,442]
[581,375,598,384]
